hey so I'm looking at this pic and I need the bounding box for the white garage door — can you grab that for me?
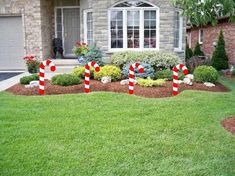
[0,16,24,70]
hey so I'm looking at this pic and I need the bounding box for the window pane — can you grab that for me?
[127,11,140,48]
[111,11,123,48]
[144,10,157,48]
[86,12,93,45]
[174,12,180,48]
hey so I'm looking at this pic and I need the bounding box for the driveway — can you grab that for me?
[0,72,23,81]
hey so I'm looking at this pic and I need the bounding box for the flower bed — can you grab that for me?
[7,80,229,98]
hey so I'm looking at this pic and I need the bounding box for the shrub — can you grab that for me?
[84,46,104,66]
[111,51,180,69]
[137,78,166,87]
[122,62,155,79]
[232,67,235,76]
[194,41,205,56]
[72,66,95,78]
[20,74,39,85]
[186,44,193,61]
[94,65,121,81]
[194,66,219,83]
[155,69,185,81]
[211,30,229,70]
[186,56,211,73]
[52,74,81,86]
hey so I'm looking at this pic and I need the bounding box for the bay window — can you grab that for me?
[109,1,159,51]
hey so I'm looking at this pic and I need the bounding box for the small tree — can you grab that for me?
[185,43,193,60]
[194,41,205,56]
[211,30,229,70]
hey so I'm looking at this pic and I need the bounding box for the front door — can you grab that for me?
[56,7,80,57]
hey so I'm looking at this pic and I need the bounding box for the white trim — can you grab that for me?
[84,9,93,44]
[111,0,157,8]
[54,6,80,57]
[174,11,183,52]
[199,29,203,44]
[108,6,160,51]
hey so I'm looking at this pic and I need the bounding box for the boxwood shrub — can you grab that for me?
[194,66,219,83]
[111,51,180,69]
[20,74,39,85]
[155,69,185,81]
[122,62,155,79]
[94,65,121,81]
[52,74,81,86]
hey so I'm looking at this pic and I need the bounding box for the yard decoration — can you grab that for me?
[39,59,56,95]
[173,64,188,96]
[129,63,145,94]
[84,61,100,93]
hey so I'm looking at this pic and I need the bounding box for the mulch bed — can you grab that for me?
[7,80,229,98]
[221,117,235,135]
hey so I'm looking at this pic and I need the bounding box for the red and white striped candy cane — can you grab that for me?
[129,63,145,95]
[39,59,56,95]
[84,61,100,93]
[173,64,188,96]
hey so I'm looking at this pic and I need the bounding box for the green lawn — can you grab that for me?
[0,77,235,176]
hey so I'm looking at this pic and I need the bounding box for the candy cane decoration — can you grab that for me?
[84,62,100,93]
[173,64,188,96]
[129,63,145,95]
[39,59,56,95]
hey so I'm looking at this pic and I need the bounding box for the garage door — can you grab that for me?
[0,16,24,70]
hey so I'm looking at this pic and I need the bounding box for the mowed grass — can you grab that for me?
[0,77,235,176]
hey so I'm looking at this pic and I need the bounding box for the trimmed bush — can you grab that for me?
[194,66,219,83]
[155,69,185,81]
[137,78,166,87]
[52,74,81,86]
[111,51,180,69]
[232,67,235,76]
[122,62,155,79]
[84,46,104,66]
[20,74,39,85]
[194,41,205,56]
[186,44,193,61]
[211,30,229,70]
[72,66,95,78]
[94,65,121,81]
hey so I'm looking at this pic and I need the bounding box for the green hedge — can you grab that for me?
[111,51,180,69]
[20,74,39,85]
[52,74,82,86]
[155,69,185,81]
[194,66,219,83]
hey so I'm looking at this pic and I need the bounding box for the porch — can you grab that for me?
[41,0,89,59]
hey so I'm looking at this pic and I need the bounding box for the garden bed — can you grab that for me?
[221,117,235,135]
[7,80,229,98]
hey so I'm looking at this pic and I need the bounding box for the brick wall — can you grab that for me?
[188,20,235,66]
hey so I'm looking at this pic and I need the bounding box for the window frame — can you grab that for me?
[174,10,184,52]
[84,9,94,45]
[199,29,204,44]
[108,3,159,52]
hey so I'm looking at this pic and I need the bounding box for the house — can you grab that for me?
[187,16,235,66]
[0,0,186,71]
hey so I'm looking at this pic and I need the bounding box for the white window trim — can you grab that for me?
[108,6,160,52]
[84,9,93,44]
[174,11,184,52]
[199,29,203,44]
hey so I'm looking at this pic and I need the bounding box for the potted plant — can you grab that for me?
[23,55,40,73]
[72,41,89,64]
